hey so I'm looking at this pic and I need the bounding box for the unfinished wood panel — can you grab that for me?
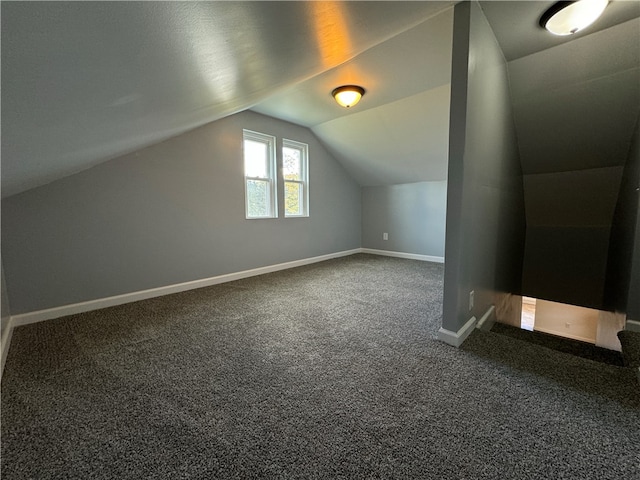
[494,292,522,327]
[521,297,536,331]
[534,299,598,344]
[596,311,626,351]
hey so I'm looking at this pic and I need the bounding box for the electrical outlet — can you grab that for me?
[383,232,388,241]
[469,290,474,311]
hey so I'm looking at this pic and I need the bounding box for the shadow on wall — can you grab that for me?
[521,116,639,315]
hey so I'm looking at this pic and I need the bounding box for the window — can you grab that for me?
[242,131,309,219]
[244,130,277,219]
[283,139,309,217]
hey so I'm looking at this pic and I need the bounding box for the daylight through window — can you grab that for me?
[243,130,277,219]
[283,139,309,217]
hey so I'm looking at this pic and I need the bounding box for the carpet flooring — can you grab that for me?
[490,322,625,367]
[2,254,639,479]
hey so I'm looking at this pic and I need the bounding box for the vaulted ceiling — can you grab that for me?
[2,1,639,199]
[1,1,454,197]
[481,1,640,231]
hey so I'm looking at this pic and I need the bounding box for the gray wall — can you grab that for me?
[442,1,525,334]
[1,262,10,337]
[519,136,626,311]
[522,224,613,310]
[629,181,640,321]
[2,110,361,314]
[606,115,640,319]
[361,181,446,257]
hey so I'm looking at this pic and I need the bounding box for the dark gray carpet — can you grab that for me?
[618,330,640,368]
[491,322,625,367]
[2,254,639,479]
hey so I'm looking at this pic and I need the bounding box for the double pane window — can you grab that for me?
[243,130,308,219]
[244,130,277,219]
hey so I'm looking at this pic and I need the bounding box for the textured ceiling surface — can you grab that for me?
[251,9,454,128]
[505,15,640,228]
[253,8,455,186]
[313,85,452,186]
[1,1,454,196]
[2,1,639,198]
[479,0,640,61]
[510,17,640,175]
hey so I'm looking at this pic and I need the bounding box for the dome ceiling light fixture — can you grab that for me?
[332,85,365,108]
[539,0,609,36]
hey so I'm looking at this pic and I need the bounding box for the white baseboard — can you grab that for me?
[626,319,640,332]
[1,317,14,382]
[361,248,444,263]
[10,249,362,328]
[438,316,477,347]
[1,247,440,379]
[2,249,363,379]
[438,305,495,347]
[476,305,496,331]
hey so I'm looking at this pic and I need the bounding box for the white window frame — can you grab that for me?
[282,139,309,218]
[243,129,277,219]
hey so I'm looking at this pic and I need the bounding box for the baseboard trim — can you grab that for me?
[361,248,444,263]
[10,249,361,328]
[1,317,14,381]
[2,249,363,379]
[2,247,439,379]
[476,305,496,332]
[626,319,640,332]
[438,316,477,347]
[438,305,495,347]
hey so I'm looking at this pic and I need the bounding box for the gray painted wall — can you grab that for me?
[1,262,10,337]
[2,110,361,314]
[519,112,628,310]
[607,115,640,319]
[442,1,525,334]
[523,225,612,309]
[361,181,446,257]
[629,184,640,322]
[521,166,622,310]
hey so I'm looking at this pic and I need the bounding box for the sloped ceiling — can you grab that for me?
[480,0,640,61]
[311,85,451,186]
[508,18,640,177]
[484,2,640,230]
[2,1,639,200]
[1,1,455,197]
[252,10,454,185]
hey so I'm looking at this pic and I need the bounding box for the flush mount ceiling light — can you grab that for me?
[332,85,365,108]
[539,0,608,36]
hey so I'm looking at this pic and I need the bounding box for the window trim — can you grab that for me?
[243,129,277,219]
[282,138,309,218]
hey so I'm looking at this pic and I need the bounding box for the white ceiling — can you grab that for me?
[508,17,640,175]
[493,8,640,230]
[311,85,451,185]
[253,8,454,185]
[2,1,639,199]
[253,8,454,129]
[1,1,455,197]
[480,0,640,61]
